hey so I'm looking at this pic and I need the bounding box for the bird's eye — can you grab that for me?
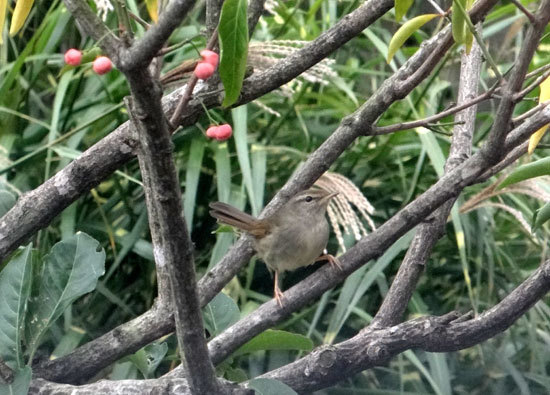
[305,196,313,202]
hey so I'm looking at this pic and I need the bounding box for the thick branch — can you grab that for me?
[125,64,219,395]
[29,377,252,394]
[259,260,550,392]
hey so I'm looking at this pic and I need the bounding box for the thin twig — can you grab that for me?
[509,0,536,23]
[169,28,219,129]
[373,84,495,135]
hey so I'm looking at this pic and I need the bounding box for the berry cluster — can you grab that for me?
[194,50,219,80]
[64,49,113,75]
[206,124,232,141]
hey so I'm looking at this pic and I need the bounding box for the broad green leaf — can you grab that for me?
[528,76,550,154]
[129,342,168,379]
[26,232,105,359]
[203,292,240,336]
[248,378,297,395]
[0,366,31,395]
[233,329,313,356]
[183,138,205,232]
[532,201,550,231]
[395,0,414,22]
[0,245,32,369]
[387,14,439,63]
[9,0,34,36]
[499,157,550,189]
[219,0,249,107]
[452,0,467,45]
[0,190,15,217]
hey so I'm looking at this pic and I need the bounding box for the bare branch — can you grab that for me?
[371,26,484,328]
[509,0,536,23]
[481,0,550,162]
[121,0,197,70]
[259,260,550,392]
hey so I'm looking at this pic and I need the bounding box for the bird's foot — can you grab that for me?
[274,286,285,307]
[316,254,343,271]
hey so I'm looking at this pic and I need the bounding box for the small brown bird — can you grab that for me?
[209,188,340,306]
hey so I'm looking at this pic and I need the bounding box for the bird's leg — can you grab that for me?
[274,270,284,307]
[315,254,343,271]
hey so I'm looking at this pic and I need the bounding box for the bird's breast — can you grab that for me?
[254,215,329,273]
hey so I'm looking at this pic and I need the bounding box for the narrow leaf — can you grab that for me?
[387,14,439,63]
[395,0,414,22]
[0,0,7,44]
[26,232,105,359]
[499,157,550,189]
[528,76,550,154]
[219,0,249,107]
[232,106,259,215]
[532,201,550,231]
[145,0,158,22]
[183,138,205,232]
[9,0,35,36]
[452,0,467,45]
[0,245,32,369]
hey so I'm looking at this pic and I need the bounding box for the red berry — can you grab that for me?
[215,124,232,141]
[93,56,113,75]
[200,50,219,68]
[64,49,82,66]
[206,125,219,138]
[194,62,215,80]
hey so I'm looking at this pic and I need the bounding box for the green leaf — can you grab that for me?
[248,378,297,395]
[183,138,205,232]
[233,106,259,215]
[532,201,550,231]
[0,245,32,369]
[499,157,550,189]
[395,0,414,22]
[203,292,240,336]
[0,190,16,217]
[233,329,313,356]
[0,366,31,395]
[452,0,467,45]
[129,342,168,379]
[219,0,249,107]
[387,14,439,63]
[26,232,105,359]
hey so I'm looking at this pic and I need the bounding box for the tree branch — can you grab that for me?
[31,0,500,383]
[481,0,550,163]
[371,26,483,328]
[259,259,550,392]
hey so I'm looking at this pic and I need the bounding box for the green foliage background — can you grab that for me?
[1,0,550,392]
